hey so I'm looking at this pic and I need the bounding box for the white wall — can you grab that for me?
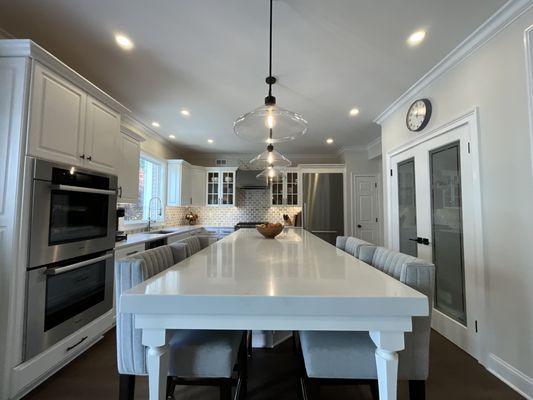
[379,7,533,393]
[340,149,382,239]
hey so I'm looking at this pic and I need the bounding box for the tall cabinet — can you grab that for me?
[0,40,129,400]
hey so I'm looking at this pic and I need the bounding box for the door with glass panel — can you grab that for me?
[390,122,480,358]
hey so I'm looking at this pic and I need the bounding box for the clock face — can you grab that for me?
[406,99,432,132]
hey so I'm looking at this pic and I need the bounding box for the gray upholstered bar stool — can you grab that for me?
[173,235,212,257]
[299,246,434,400]
[115,243,246,400]
[344,236,372,258]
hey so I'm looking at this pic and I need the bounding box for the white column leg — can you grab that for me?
[369,331,405,400]
[143,329,169,400]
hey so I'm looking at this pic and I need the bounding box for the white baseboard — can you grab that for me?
[486,353,533,399]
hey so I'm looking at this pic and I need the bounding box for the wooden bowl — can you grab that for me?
[256,224,284,239]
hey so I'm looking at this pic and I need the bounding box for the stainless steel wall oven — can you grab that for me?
[25,159,117,360]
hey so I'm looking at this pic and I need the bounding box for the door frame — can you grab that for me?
[351,174,383,245]
[385,108,487,364]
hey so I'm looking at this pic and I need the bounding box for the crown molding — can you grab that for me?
[182,152,340,160]
[337,145,367,154]
[0,39,131,114]
[374,0,533,125]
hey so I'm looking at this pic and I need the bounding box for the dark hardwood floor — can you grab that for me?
[22,329,522,400]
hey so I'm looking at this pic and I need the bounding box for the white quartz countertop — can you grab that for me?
[120,228,428,318]
[115,225,206,249]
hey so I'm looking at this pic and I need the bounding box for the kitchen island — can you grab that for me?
[119,228,428,400]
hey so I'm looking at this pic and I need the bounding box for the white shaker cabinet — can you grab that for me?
[27,62,86,166]
[167,160,207,206]
[27,62,121,174]
[168,160,192,206]
[190,165,206,206]
[83,96,120,174]
[118,133,141,203]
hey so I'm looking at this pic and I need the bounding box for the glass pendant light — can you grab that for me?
[234,0,307,143]
[256,164,286,181]
[249,143,291,168]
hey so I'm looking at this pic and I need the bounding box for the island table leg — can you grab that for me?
[369,331,405,400]
[143,329,169,400]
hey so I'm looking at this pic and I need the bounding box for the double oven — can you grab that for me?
[25,159,117,360]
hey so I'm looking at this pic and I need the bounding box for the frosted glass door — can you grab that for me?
[430,142,467,325]
[389,121,480,358]
[397,158,417,257]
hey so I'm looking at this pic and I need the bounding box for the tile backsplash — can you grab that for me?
[165,190,301,227]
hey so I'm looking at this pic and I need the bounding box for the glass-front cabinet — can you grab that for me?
[270,169,300,206]
[206,168,237,206]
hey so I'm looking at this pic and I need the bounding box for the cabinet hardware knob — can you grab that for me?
[79,154,85,159]
[118,186,122,197]
[87,155,92,161]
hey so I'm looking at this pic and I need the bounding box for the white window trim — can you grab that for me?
[123,151,167,227]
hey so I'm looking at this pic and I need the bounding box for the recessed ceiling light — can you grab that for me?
[169,134,176,139]
[407,30,426,46]
[114,33,134,50]
[349,108,360,117]
[180,109,190,117]
[151,121,160,128]
[207,139,214,144]
[326,138,334,144]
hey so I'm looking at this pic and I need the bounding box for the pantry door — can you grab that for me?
[389,116,483,359]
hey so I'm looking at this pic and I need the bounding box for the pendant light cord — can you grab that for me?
[268,0,273,97]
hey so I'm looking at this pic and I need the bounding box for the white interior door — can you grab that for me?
[353,175,380,243]
[390,121,481,359]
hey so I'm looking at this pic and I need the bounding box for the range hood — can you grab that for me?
[236,169,268,190]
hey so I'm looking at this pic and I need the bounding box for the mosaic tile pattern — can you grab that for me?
[165,190,301,227]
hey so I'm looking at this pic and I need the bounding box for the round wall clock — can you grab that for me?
[406,98,432,132]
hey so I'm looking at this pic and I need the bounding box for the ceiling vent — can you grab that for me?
[215,159,227,166]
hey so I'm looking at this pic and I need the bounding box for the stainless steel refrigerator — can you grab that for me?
[302,173,344,244]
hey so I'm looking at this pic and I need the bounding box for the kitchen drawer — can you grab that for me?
[114,243,146,260]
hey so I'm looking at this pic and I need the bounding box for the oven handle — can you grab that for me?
[45,253,113,276]
[52,184,117,196]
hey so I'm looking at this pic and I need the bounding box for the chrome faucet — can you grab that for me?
[147,196,163,231]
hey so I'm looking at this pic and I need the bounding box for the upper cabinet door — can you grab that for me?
[190,167,206,206]
[118,134,140,203]
[180,163,192,205]
[206,171,220,205]
[28,62,86,166]
[84,96,120,174]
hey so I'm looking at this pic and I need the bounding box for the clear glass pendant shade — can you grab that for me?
[256,165,286,180]
[234,104,307,143]
[249,147,291,168]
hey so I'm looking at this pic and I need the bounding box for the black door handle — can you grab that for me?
[408,237,430,245]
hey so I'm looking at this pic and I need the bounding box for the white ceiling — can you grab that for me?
[0,0,506,155]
